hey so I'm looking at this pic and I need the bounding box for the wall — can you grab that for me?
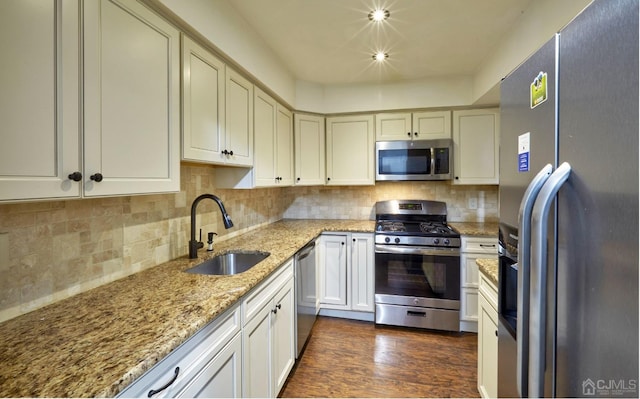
[284,182,498,222]
[0,164,496,322]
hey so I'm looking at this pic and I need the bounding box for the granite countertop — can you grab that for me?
[476,258,499,286]
[449,221,499,237]
[0,219,374,398]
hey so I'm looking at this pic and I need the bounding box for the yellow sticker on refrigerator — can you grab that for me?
[530,71,548,109]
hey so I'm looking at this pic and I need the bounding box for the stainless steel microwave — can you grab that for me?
[375,139,453,181]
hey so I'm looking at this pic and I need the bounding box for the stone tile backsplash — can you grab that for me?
[0,165,496,322]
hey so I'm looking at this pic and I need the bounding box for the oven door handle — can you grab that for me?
[374,245,460,257]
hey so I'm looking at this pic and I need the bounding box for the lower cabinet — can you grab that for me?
[118,260,294,399]
[478,271,499,399]
[117,304,242,398]
[242,260,295,398]
[460,236,498,332]
[318,232,374,317]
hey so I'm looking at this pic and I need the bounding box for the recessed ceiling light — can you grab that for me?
[368,9,390,22]
[372,52,389,61]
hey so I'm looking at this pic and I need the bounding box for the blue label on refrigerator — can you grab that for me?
[518,132,530,172]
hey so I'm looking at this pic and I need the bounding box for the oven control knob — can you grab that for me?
[444,239,450,245]
[394,237,400,244]
[385,237,390,243]
[433,238,440,245]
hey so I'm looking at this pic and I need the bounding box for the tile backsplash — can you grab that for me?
[0,165,496,322]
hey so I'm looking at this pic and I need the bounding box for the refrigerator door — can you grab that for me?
[498,36,558,398]
[555,0,639,396]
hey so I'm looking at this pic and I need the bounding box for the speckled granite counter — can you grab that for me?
[0,219,374,398]
[449,221,499,237]
[476,258,499,286]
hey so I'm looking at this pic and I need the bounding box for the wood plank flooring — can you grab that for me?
[280,316,479,398]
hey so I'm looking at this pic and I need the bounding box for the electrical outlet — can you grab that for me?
[468,197,478,209]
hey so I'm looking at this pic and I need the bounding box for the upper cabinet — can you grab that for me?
[375,111,451,141]
[225,69,254,167]
[182,35,254,167]
[326,115,375,186]
[294,114,325,186]
[0,0,180,202]
[181,35,225,164]
[0,0,81,201]
[452,109,500,185]
[216,88,293,188]
[83,0,180,196]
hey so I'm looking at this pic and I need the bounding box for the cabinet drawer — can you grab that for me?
[117,304,241,397]
[479,273,498,311]
[242,259,294,325]
[461,237,498,254]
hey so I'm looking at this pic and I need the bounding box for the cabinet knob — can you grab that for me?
[327,177,331,181]
[341,242,345,245]
[229,150,234,156]
[414,132,418,136]
[67,172,82,182]
[353,238,356,242]
[90,173,103,182]
[455,176,459,180]
[407,132,411,136]
[495,330,498,337]
[297,177,301,181]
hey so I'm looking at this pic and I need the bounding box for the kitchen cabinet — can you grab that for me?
[318,233,374,315]
[117,304,242,398]
[224,68,254,167]
[182,36,253,167]
[83,0,180,196]
[181,35,226,164]
[375,111,451,141]
[0,0,81,201]
[242,259,295,398]
[1,0,180,201]
[452,109,500,185]
[216,89,292,188]
[459,236,498,333]
[294,113,326,185]
[478,269,499,399]
[325,115,375,186]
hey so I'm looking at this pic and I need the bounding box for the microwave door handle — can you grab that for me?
[430,147,435,176]
[529,162,571,399]
[516,163,553,397]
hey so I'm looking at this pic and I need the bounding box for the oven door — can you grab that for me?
[374,245,460,310]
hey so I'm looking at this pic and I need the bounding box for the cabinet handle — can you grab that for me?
[148,367,180,397]
[90,173,103,182]
[272,304,281,314]
[480,244,496,248]
[276,303,282,310]
[67,172,82,182]
[495,330,498,337]
[229,150,233,156]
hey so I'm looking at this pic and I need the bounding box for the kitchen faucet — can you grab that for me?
[189,194,234,259]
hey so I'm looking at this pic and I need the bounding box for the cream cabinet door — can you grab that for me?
[271,279,295,395]
[242,303,271,398]
[0,0,81,201]
[326,115,375,185]
[83,0,180,196]
[275,105,294,186]
[318,234,349,308]
[225,69,254,166]
[182,35,225,164]
[375,113,412,141]
[413,111,452,140]
[478,290,499,399]
[453,109,500,185]
[294,114,325,185]
[350,233,375,312]
[253,88,278,186]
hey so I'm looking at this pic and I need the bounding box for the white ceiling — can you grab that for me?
[227,0,533,86]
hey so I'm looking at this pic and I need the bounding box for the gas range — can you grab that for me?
[374,200,460,249]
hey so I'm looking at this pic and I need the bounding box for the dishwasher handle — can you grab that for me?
[296,241,316,261]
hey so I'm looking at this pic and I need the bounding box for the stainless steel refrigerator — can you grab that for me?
[497,0,639,397]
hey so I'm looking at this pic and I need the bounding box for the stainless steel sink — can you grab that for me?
[185,251,270,275]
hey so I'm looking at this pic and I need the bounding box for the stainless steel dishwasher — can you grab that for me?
[294,240,317,358]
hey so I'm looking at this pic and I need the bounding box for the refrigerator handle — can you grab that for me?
[529,162,572,398]
[516,164,553,398]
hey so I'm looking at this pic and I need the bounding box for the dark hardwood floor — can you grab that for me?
[280,316,479,398]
